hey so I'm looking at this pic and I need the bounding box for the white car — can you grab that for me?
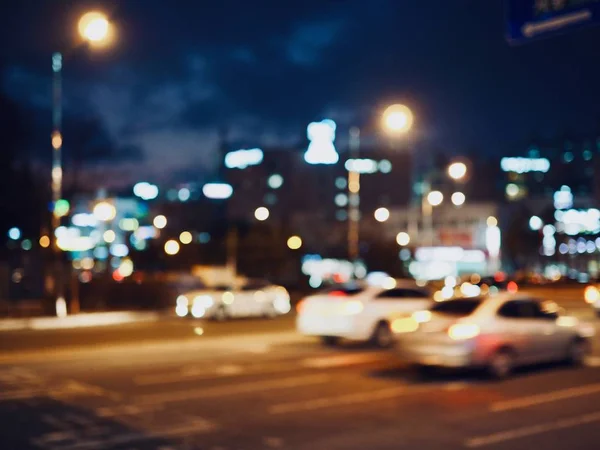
[296,282,432,347]
[393,293,594,378]
[176,280,291,320]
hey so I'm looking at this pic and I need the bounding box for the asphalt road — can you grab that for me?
[1,291,600,449]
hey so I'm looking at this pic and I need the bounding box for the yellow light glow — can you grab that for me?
[287,235,302,250]
[448,162,467,180]
[448,323,480,340]
[78,12,111,44]
[382,104,414,134]
[391,317,419,333]
[433,291,445,302]
[103,230,116,243]
[153,215,167,229]
[222,291,234,305]
[396,232,410,246]
[51,131,62,150]
[486,216,498,227]
[39,236,50,248]
[427,190,444,206]
[179,231,193,245]
[81,257,94,270]
[412,310,432,323]
[585,286,600,304]
[93,202,116,221]
[118,258,134,277]
[383,277,397,289]
[348,180,360,194]
[164,239,180,255]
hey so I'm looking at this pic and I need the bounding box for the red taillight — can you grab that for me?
[507,281,518,293]
[328,290,347,297]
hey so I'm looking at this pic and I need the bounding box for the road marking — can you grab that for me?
[490,382,600,412]
[301,353,385,368]
[135,352,388,386]
[269,385,429,415]
[465,410,600,447]
[136,374,331,405]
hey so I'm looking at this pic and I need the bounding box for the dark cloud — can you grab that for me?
[2,0,600,186]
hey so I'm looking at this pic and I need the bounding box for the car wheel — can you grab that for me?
[371,322,394,348]
[320,336,339,346]
[213,306,228,322]
[566,339,589,366]
[487,349,514,380]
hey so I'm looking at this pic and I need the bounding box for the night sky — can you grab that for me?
[2,0,600,185]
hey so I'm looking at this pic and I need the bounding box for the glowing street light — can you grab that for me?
[448,162,467,181]
[451,192,466,206]
[179,231,193,245]
[254,207,270,221]
[374,207,390,222]
[396,232,410,246]
[287,236,302,250]
[164,240,180,255]
[153,215,167,229]
[382,104,414,135]
[93,201,116,221]
[78,11,112,45]
[427,190,444,207]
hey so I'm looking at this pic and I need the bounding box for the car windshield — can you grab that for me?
[431,298,483,316]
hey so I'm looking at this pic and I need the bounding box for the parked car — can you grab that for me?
[175,279,291,320]
[393,294,594,378]
[296,281,432,347]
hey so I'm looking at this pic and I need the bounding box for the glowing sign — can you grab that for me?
[224,148,263,169]
[133,182,159,200]
[202,183,233,200]
[345,159,378,174]
[500,157,550,173]
[304,119,338,165]
[554,185,573,210]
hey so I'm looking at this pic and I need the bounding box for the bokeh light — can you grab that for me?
[39,235,50,248]
[448,162,467,180]
[255,207,270,221]
[374,207,390,222]
[287,235,302,250]
[451,192,466,206]
[78,11,111,44]
[382,104,413,134]
[427,190,444,206]
[164,239,180,255]
[179,231,193,245]
[396,232,410,246]
[93,202,116,221]
[153,215,167,229]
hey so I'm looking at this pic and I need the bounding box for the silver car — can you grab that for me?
[393,294,594,378]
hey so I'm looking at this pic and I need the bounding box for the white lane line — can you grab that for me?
[269,385,430,415]
[465,410,600,448]
[490,382,600,412]
[135,352,388,386]
[301,353,385,368]
[136,374,331,406]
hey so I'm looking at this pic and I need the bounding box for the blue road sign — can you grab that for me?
[507,0,600,44]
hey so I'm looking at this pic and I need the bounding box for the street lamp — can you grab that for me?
[347,104,413,263]
[382,104,414,135]
[51,11,114,316]
[448,162,467,181]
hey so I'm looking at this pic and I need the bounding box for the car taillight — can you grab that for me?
[296,300,306,314]
[328,290,347,297]
[507,281,518,293]
[448,323,480,340]
[585,286,600,304]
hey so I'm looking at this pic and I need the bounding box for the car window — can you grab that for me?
[497,299,540,319]
[376,288,429,299]
[431,298,482,316]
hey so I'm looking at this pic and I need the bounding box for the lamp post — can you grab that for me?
[347,104,414,264]
[51,11,112,316]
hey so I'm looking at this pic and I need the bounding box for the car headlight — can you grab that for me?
[391,317,419,333]
[175,304,188,317]
[448,323,480,340]
[177,295,189,307]
[584,286,600,304]
[194,295,214,308]
[412,310,431,323]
